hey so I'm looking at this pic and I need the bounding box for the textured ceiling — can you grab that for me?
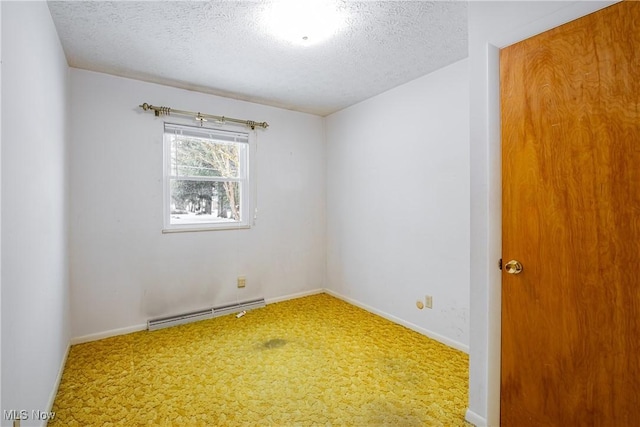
[48,1,468,116]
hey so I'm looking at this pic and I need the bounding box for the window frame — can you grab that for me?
[162,122,256,233]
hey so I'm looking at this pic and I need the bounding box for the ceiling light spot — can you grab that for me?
[262,0,346,46]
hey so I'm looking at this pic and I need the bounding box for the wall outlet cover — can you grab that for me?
[425,295,433,309]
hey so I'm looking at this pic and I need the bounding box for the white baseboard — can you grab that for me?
[265,288,324,305]
[68,288,468,356]
[70,323,147,345]
[324,289,469,354]
[45,342,70,426]
[465,408,487,427]
[70,290,325,345]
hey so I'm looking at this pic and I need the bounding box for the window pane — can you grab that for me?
[170,135,240,178]
[169,180,241,225]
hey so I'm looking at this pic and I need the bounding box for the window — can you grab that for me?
[163,123,253,231]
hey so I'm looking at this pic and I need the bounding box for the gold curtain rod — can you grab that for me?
[139,102,269,130]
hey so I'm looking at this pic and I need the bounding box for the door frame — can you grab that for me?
[467,1,620,426]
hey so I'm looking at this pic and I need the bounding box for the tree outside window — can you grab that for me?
[164,124,250,231]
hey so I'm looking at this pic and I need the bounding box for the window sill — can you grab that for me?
[162,224,251,234]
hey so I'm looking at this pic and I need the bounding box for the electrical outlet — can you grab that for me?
[425,295,433,309]
[237,276,246,288]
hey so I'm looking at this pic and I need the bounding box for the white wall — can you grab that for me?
[1,2,70,425]
[325,59,470,351]
[0,0,3,415]
[466,2,617,426]
[69,69,326,340]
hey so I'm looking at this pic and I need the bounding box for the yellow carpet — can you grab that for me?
[52,293,470,426]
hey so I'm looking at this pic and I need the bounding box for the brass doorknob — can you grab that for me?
[504,260,523,274]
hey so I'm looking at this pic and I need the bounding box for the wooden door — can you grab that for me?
[500,2,640,425]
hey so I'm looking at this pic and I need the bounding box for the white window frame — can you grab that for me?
[162,122,256,233]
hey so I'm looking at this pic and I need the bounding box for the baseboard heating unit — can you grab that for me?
[147,298,266,331]
[212,298,266,317]
[148,308,213,331]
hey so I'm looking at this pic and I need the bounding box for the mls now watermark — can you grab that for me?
[3,409,56,421]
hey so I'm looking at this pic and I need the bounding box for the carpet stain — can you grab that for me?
[263,338,287,349]
[51,293,471,426]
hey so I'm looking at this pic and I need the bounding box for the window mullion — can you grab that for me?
[170,176,241,183]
